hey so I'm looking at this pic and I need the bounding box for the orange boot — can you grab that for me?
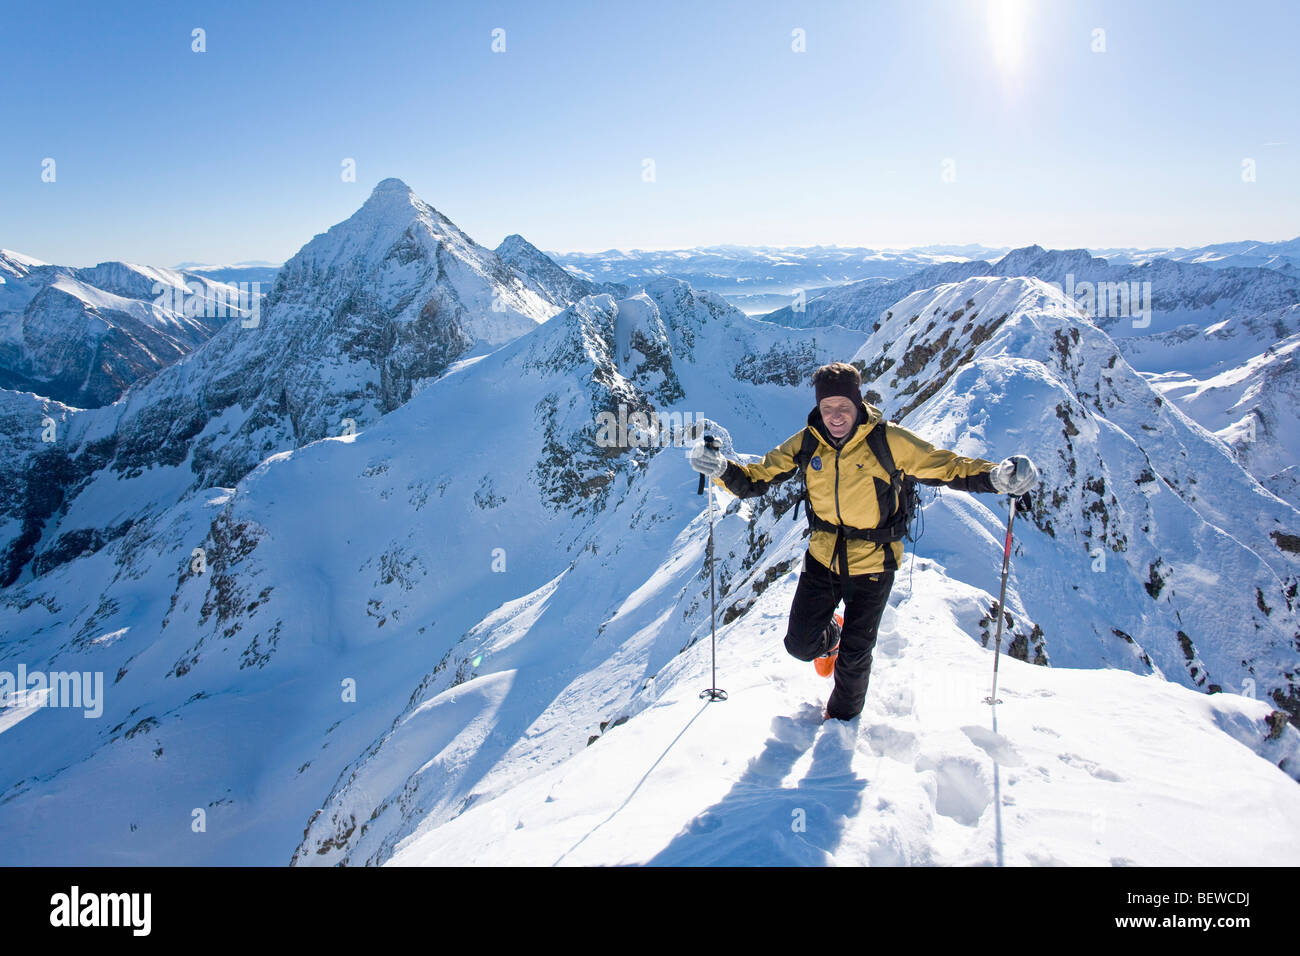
[814,612,843,678]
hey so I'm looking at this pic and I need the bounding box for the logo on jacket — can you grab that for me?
[810,456,822,471]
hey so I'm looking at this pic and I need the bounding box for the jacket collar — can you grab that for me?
[807,400,883,452]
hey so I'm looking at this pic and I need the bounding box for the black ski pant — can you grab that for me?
[783,549,894,721]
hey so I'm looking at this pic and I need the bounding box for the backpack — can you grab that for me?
[791,423,921,543]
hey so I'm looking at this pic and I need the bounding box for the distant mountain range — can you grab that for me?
[547,238,1300,314]
[165,237,1300,317]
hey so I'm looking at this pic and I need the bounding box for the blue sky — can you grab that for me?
[2,0,1297,266]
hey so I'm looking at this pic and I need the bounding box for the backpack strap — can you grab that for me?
[791,428,819,523]
[866,423,907,528]
[865,422,898,483]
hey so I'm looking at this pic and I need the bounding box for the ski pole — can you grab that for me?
[697,434,727,702]
[983,494,1018,706]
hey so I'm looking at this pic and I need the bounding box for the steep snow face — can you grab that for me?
[495,234,626,307]
[0,180,591,588]
[0,249,50,271]
[1128,304,1300,507]
[0,254,254,408]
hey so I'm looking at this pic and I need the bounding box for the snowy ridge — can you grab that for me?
[495,233,626,307]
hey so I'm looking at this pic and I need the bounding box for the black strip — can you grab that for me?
[873,475,895,526]
[917,469,996,493]
[718,461,799,499]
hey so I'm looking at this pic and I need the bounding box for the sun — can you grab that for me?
[987,0,1029,76]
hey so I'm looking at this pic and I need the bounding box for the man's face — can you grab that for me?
[819,395,857,440]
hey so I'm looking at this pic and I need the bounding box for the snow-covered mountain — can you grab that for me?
[382,558,1299,866]
[0,179,601,589]
[495,234,626,306]
[760,245,1300,341]
[1133,304,1300,504]
[1,243,1295,866]
[352,276,1300,866]
[0,249,257,407]
[547,238,1300,317]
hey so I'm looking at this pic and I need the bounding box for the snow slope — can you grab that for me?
[1132,304,1300,506]
[386,558,1300,866]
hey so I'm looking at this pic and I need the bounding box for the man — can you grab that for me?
[688,362,1038,722]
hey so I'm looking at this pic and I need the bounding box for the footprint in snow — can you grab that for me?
[961,725,1026,767]
[913,754,992,826]
[1057,752,1124,782]
[878,685,917,718]
[865,722,919,762]
[875,626,907,657]
[775,707,822,742]
[688,812,724,834]
[744,712,820,782]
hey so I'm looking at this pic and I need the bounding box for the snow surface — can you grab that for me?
[385,551,1300,866]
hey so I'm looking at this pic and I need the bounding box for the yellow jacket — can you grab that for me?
[713,401,998,575]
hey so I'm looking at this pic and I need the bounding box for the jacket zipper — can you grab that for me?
[833,446,843,574]
[833,446,843,524]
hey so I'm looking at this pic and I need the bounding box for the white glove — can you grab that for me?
[990,455,1038,495]
[688,439,727,478]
